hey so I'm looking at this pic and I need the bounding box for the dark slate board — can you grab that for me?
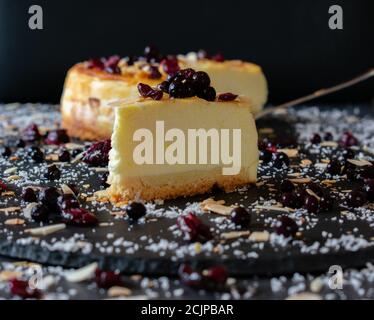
[0,103,373,277]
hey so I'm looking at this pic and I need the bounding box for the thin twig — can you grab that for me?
[255,68,374,119]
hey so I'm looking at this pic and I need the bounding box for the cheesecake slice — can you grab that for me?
[108,96,258,202]
[61,51,267,141]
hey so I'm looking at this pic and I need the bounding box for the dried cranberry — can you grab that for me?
[177,212,213,243]
[326,159,342,175]
[23,124,41,142]
[148,89,163,100]
[58,149,71,162]
[137,83,153,97]
[320,194,334,212]
[178,264,202,288]
[161,57,180,75]
[202,266,228,286]
[259,149,272,163]
[62,208,98,226]
[340,131,358,147]
[0,179,7,192]
[44,165,61,180]
[26,146,44,163]
[148,65,162,79]
[104,55,121,69]
[197,86,216,101]
[230,207,251,227]
[280,179,295,193]
[44,129,70,145]
[346,190,367,208]
[58,194,80,211]
[1,146,11,157]
[82,139,111,167]
[125,202,147,221]
[281,192,297,209]
[310,133,322,144]
[87,58,104,70]
[303,195,319,213]
[39,187,60,211]
[272,152,290,168]
[211,53,224,62]
[22,188,37,203]
[9,279,42,299]
[274,216,298,237]
[364,179,374,202]
[31,204,49,222]
[95,269,122,288]
[218,93,238,102]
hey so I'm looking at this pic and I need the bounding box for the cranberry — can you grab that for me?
[179,264,228,290]
[178,264,202,288]
[340,131,358,147]
[218,93,238,102]
[58,194,80,211]
[104,55,121,69]
[9,279,41,299]
[324,132,333,141]
[87,58,104,70]
[82,139,111,167]
[22,124,41,142]
[105,65,121,74]
[197,49,209,59]
[144,44,162,63]
[272,152,290,168]
[197,86,216,101]
[95,269,122,288]
[342,148,355,159]
[203,266,228,285]
[22,188,37,203]
[294,188,307,208]
[177,212,213,243]
[39,187,60,211]
[308,182,324,197]
[326,159,342,175]
[62,208,98,226]
[148,65,162,79]
[364,179,374,202]
[157,80,170,93]
[58,149,71,162]
[26,146,44,163]
[259,149,272,163]
[137,83,163,100]
[125,202,147,221]
[304,195,319,213]
[31,204,49,222]
[16,139,26,148]
[280,179,295,193]
[0,179,7,192]
[161,57,180,75]
[192,71,211,91]
[230,207,251,227]
[310,133,322,144]
[211,53,224,62]
[44,165,61,180]
[148,89,163,100]
[281,192,297,209]
[44,129,70,145]
[274,216,298,237]
[346,190,367,208]
[1,146,11,157]
[320,194,334,212]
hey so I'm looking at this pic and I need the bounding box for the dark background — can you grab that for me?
[0,0,373,104]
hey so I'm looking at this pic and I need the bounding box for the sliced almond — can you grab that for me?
[9,156,19,161]
[65,143,85,150]
[255,205,295,213]
[107,286,132,298]
[300,159,312,167]
[61,184,76,196]
[25,223,66,236]
[278,148,298,158]
[347,159,373,167]
[93,167,109,173]
[258,128,274,134]
[0,206,21,213]
[249,231,270,242]
[289,177,312,184]
[0,270,22,281]
[45,154,59,161]
[4,167,17,175]
[286,292,322,300]
[321,179,336,186]
[287,172,301,177]
[110,211,126,217]
[221,231,250,240]
[4,218,25,225]
[23,202,38,219]
[94,190,108,200]
[1,191,15,197]
[203,203,234,216]
[306,189,321,201]
[65,262,98,283]
[320,141,338,148]
[6,175,21,181]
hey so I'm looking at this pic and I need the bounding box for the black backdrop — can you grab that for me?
[0,0,373,104]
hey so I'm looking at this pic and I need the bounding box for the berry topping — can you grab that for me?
[22,188,37,203]
[168,80,195,98]
[125,202,147,221]
[340,131,358,147]
[364,179,374,202]
[310,133,322,144]
[44,129,70,145]
[196,86,216,101]
[326,159,342,175]
[259,149,272,163]
[272,152,290,168]
[82,139,111,167]
[191,71,211,91]
[26,146,44,163]
[157,80,171,93]
[161,57,180,75]
[320,193,334,212]
[281,192,297,209]
[230,207,251,227]
[0,179,7,192]
[39,187,60,211]
[9,279,42,299]
[211,53,225,62]
[137,83,163,100]
[87,58,104,70]
[30,204,49,222]
[95,269,122,288]
[62,208,98,226]
[147,65,162,79]
[22,124,41,142]
[177,212,213,243]
[58,149,71,162]
[44,165,61,180]
[280,179,295,193]
[1,146,11,157]
[346,189,367,208]
[218,93,238,102]
[303,195,319,213]
[274,216,298,237]
[342,148,355,159]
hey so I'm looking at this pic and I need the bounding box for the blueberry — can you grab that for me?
[125,202,147,221]
[230,207,251,227]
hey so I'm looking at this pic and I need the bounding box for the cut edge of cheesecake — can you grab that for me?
[107,96,258,203]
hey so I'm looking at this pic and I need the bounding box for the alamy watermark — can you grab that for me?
[28,5,43,30]
[328,265,343,290]
[328,5,343,30]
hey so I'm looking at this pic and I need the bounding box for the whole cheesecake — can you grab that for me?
[61,48,267,141]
